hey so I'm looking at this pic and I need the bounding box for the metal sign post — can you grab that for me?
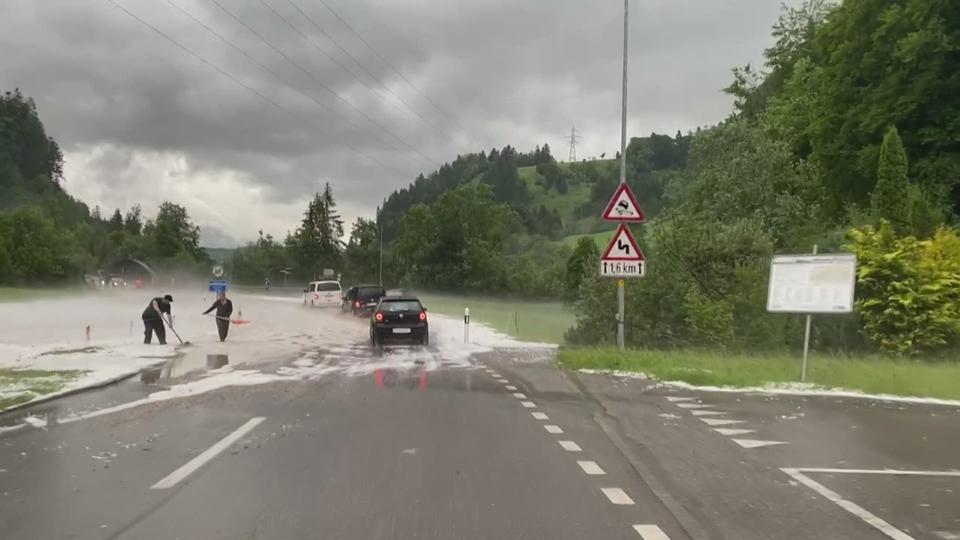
[801,245,817,382]
[617,0,629,350]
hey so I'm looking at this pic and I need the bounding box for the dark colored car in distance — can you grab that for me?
[343,284,387,317]
[370,296,429,346]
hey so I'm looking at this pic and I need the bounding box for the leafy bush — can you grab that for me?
[848,223,960,355]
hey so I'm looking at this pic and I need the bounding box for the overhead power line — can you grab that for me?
[282,0,457,142]
[163,0,424,172]
[104,0,411,178]
[313,0,471,139]
[208,0,440,168]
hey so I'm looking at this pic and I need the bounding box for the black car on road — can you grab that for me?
[370,296,429,346]
[343,284,386,317]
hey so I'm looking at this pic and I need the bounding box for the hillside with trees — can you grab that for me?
[0,89,211,285]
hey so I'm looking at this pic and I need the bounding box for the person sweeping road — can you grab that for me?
[203,292,234,342]
[142,294,173,345]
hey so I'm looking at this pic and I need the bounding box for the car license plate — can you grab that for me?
[393,328,412,334]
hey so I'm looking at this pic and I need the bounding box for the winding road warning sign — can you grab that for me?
[600,224,645,277]
[602,183,645,222]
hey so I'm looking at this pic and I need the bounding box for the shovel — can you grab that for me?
[162,317,191,345]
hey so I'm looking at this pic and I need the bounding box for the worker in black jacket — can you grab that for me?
[203,292,234,342]
[142,294,173,344]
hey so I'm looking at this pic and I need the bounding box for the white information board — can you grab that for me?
[767,254,857,314]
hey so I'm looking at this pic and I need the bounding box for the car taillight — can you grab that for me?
[419,311,427,321]
[354,301,361,308]
[375,312,384,322]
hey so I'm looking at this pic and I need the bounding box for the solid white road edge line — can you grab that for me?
[791,468,960,476]
[558,440,582,452]
[781,468,913,540]
[633,524,671,539]
[531,412,549,420]
[151,417,266,490]
[601,487,635,505]
[577,461,606,475]
[544,425,563,434]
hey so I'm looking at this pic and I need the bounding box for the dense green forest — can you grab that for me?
[0,89,211,284]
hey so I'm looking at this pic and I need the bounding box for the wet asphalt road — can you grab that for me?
[2,345,960,539]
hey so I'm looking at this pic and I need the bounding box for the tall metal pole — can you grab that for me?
[617,0,629,350]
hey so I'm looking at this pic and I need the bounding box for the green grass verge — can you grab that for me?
[558,348,960,400]
[0,368,85,411]
[0,287,66,303]
[415,292,574,345]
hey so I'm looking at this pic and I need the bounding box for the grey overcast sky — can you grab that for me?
[0,0,796,247]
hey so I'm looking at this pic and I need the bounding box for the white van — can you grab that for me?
[304,280,342,307]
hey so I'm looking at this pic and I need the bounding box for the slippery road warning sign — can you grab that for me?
[600,224,645,277]
[602,183,645,222]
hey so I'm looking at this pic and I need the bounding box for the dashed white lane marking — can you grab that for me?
[497,379,509,384]
[782,468,915,540]
[544,425,564,434]
[505,385,518,391]
[601,487,635,505]
[489,372,501,377]
[558,440,582,452]
[512,392,527,399]
[151,417,265,490]
[700,418,745,426]
[713,428,755,436]
[577,461,606,475]
[690,410,726,416]
[521,401,536,408]
[665,397,695,402]
[633,524,670,539]
[531,412,549,420]
[733,439,788,449]
[676,403,710,409]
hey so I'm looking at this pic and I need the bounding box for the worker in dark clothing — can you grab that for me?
[203,292,234,342]
[142,294,173,344]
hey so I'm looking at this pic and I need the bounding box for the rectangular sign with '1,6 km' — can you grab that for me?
[600,260,645,277]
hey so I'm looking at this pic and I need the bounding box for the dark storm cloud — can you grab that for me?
[1,0,797,245]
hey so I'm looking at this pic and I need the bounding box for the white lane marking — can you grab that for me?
[733,439,788,449]
[151,417,265,490]
[676,403,710,409]
[700,418,745,426]
[633,524,671,539]
[531,412,549,420]
[521,401,536,408]
[690,410,726,416]
[497,379,509,384]
[601,487,635,505]
[505,385,518,391]
[791,468,960,477]
[558,440,582,452]
[665,397,695,402]
[713,428,755,436]
[489,372,501,377]
[544,425,564,434]
[782,468,914,540]
[577,461,606,475]
[513,392,527,399]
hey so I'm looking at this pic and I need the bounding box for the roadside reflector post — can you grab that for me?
[464,307,471,344]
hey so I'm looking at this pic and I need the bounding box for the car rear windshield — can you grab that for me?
[317,282,340,292]
[380,300,422,312]
[358,287,385,301]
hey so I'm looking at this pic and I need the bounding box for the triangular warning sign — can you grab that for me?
[602,184,645,222]
[601,224,645,261]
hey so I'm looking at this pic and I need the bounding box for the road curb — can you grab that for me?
[0,360,168,417]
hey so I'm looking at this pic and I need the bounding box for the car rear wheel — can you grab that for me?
[421,332,429,346]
